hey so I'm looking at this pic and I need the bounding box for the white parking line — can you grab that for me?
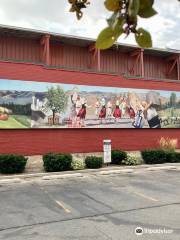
[131,191,159,202]
[55,200,71,213]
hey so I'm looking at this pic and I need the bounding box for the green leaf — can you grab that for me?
[104,0,121,11]
[128,0,140,18]
[96,27,117,49]
[138,0,157,18]
[113,18,124,37]
[139,0,154,9]
[138,6,157,18]
[107,11,119,28]
[96,24,123,49]
[135,28,152,48]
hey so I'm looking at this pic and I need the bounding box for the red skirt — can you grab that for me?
[128,108,135,119]
[77,108,86,119]
[113,107,121,118]
[99,107,106,119]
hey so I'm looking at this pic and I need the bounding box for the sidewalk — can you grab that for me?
[0,163,180,185]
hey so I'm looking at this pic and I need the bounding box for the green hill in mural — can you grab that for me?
[0,115,30,128]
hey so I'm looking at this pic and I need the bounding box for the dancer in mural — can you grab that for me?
[99,97,106,123]
[77,97,87,127]
[107,100,113,118]
[75,96,82,115]
[70,91,80,127]
[120,97,127,118]
[128,105,136,122]
[113,98,121,122]
[95,98,100,118]
[141,101,161,128]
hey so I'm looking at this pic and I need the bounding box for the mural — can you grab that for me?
[0,79,180,129]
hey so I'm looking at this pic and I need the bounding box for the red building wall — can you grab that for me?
[0,61,179,155]
[0,35,177,81]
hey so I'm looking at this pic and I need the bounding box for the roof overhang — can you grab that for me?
[0,24,179,58]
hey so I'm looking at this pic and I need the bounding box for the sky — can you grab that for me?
[0,79,179,97]
[0,0,179,50]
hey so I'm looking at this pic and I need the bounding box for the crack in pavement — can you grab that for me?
[1,201,180,233]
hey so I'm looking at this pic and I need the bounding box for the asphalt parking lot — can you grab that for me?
[0,169,180,240]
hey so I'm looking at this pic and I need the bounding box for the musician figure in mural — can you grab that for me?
[141,101,161,128]
[133,109,145,128]
[113,98,121,122]
[99,97,106,123]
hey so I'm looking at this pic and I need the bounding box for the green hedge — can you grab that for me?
[85,156,103,169]
[141,150,180,164]
[166,152,180,163]
[0,154,27,174]
[43,153,72,172]
[111,150,127,165]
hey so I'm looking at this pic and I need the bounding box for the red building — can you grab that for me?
[0,25,180,155]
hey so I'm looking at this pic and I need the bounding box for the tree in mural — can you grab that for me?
[170,92,177,107]
[46,86,68,125]
[68,0,180,49]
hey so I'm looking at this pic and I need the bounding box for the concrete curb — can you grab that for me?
[0,178,22,185]
[0,163,180,185]
[42,173,83,180]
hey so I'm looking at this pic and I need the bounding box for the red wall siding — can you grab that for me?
[0,35,178,80]
[95,49,140,76]
[144,54,177,80]
[0,61,179,155]
[0,36,41,63]
[50,43,89,69]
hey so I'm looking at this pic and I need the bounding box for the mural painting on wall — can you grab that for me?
[0,79,180,129]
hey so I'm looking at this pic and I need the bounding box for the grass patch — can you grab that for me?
[12,115,31,128]
[0,116,29,128]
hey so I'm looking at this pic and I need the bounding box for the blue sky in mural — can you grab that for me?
[0,79,180,98]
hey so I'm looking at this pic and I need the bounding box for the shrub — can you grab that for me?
[141,150,167,164]
[166,152,180,163]
[174,152,180,163]
[122,152,143,166]
[71,159,85,170]
[159,137,178,152]
[165,151,177,163]
[0,154,27,174]
[85,156,103,169]
[111,150,127,165]
[43,153,72,172]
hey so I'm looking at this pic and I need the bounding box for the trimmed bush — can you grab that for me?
[71,159,85,170]
[85,156,103,169]
[0,154,27,174]
[174,152,180,163]
[166,152,180,163]
[141,150,167,164]
[122,153,143,166]
[165,151,177,163]
[111,150,127,165]
[43,153,72,172]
